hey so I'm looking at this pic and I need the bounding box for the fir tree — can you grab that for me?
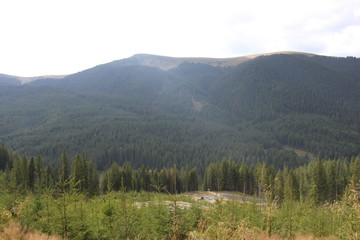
[28,157,36,193]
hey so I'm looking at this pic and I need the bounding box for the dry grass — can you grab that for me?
[0,222,338,240]
[0,222,60,240]
[283,146,317,161]
[187,218,337,240]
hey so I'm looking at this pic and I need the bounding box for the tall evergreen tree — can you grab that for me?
[11,154,22,189]
[0,145,10,171]
[20,155,29,191]
[188,167,199,191]
[350,156,360,184]
[273,170,284,202]
[283,168,297,202]
[35,156,44,188]
[109,162,121,191]
[326,161,337,202]
[28,157,36,192]
[59,151,70,185]
[311,156,328,204]
[239,162,249,194]
[87,161,99,196]
[121,162,133,191]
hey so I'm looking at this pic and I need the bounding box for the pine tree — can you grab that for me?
[109,162,121,191]
[0,145,10,171]
[35,156,44,188]
[350,156,360,184]
[239,161,249,194]
[273,170,284,202]
[297,167,310,202]
[188,168,199,191]
[28,157,36,193]
[121,162,133,191]
[87,161,99,196]
[59,151,70,185]
[72,154,89,193]
[311,156,328,204]
[204,163,216,191]
[20,155,29,191]
[11,154,22,190]
[220,158,230,190]
[283,168,297,202]
[326,161,337,202]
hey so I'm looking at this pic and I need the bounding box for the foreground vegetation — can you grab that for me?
[0,145,359,239]
[0,187,359,239]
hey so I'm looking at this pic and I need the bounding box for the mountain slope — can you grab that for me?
[0,52,359,169]
[210,54,360,120]
[0,74,21,86]
[209,54,360,157]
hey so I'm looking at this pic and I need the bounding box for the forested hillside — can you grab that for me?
[0,52,359,169]
[0,74,21,86]
[1,144,359,203]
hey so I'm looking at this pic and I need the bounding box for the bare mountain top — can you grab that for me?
[127,51,316,70]
[17,75,68,84]
[0,51,319,84]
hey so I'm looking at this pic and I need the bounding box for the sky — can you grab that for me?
[1,0,360,77]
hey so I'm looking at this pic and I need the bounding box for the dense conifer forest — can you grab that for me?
[1,53,360,170]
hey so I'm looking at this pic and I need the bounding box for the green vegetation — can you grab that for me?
[1,53,360,238]
[1,145,360,239]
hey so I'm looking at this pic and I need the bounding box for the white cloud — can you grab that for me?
[0,0,359,76]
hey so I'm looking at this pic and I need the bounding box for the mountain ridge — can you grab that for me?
[0,51,359,169]
[115,51,318,70]
[1,51,320,81]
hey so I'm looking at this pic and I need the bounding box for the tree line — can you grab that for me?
[1,144,359,205]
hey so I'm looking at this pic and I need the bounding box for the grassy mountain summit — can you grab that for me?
[0,52,359,169]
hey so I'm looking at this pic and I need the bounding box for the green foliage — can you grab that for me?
[0,145,360,239]
[1,187,359,239]
[0,145,11,171]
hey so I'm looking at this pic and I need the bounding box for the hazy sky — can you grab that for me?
[1,0,360,76]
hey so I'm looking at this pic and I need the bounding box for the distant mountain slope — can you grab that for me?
[209,54,360,157]
[0,74,67,85]
[0,74,21,85]
[118,53,251,70]
[210,54,360,121]
[0,52,359,169]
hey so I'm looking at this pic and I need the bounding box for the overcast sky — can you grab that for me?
[1,0,360,76]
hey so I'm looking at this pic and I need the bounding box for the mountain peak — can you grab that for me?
[244,51,316,59]
[126,51,317,70]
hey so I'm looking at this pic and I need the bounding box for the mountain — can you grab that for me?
[0,74,21,86]
[0,74,67,85]
[0,52,359,169]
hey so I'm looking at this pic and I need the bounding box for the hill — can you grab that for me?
[0,74,21,86]
[0,52,359,169]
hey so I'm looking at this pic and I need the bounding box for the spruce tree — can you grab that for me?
[0,145,10,171]
[274,170,284,202]
[326,161,337,202]
[59,151,70,185]
[35,156,44,188]
[87,161,99,196]
[20,155,29,191]
[311,156,328,204]
[239,162,249,194]
[283,168,297,202]
[28,157,36,193]
[350,156,360,184]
